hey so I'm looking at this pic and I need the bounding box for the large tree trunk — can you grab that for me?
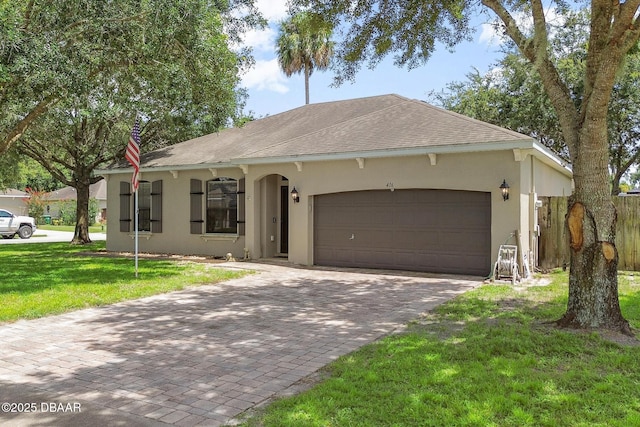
[490,0,637,336]
[560,198,630,333]
[557,125,631,335]
[72,175,93,245]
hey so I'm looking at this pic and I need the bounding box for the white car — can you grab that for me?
[0,209,37,239]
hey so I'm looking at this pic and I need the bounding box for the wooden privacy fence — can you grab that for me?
[538,196,640,271]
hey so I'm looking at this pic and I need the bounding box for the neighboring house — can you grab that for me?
[98,94,572,276]
[0,189,29,216]
[44,180,107,223]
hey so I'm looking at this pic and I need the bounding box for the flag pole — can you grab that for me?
[125,116,142,278]
[134,185,139,278]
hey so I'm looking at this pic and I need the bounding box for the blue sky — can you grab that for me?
[239,1,505,118]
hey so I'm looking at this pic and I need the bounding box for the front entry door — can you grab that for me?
[280,186,289,253]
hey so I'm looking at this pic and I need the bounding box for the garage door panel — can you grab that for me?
[315,228,352,245]
[393,230,439,251]
[314,189,491,276]
[371,209,395,225]
[353,249,394,266]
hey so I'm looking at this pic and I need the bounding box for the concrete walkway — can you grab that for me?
[0,262,479,426]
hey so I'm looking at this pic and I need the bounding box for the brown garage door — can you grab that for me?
[314,189,491,276]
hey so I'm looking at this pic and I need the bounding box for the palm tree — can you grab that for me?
[276,12,334,105]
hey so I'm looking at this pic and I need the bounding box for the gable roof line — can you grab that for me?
[239,94,410,158]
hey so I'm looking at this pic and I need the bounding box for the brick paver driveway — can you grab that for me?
[0,262,479,426]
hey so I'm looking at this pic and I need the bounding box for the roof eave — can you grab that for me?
[96,139,572,178]
[96,162,238,175]
[232,139,537,165]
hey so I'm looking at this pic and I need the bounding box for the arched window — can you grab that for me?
[206,178,237,233]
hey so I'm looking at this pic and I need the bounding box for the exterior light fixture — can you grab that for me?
[500,179,510,201]
[291,187,300,203]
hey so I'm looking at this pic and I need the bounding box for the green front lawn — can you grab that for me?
[0,242,247,322]
[241,271,640,427]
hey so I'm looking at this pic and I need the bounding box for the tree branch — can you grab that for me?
[23,0,35,31]
[0,96,59,155]
[481,0,580,154]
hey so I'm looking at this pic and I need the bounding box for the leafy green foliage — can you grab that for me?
[55,198,99,226]
[292,0,473,85]
[22,188,47,223]
[0,0,263,153]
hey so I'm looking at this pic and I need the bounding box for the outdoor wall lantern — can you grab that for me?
[500,179,510,201]
[291,187,300,203]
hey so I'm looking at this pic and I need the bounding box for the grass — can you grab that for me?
[0,241,247,323]
[241,271,640,427]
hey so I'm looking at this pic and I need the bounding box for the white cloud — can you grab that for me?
[255,0,289,21]
[232,0,287,53]
[479,22,504,47]
[237,1,290,95]
[242,27,278,53]
[242,59,289,93]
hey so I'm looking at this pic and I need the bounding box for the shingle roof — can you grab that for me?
[45,180,107,201]
[114,94,535,170]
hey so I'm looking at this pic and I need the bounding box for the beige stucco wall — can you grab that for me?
[105,168,247,257]
[0,197,29,216]
[518,155,573,273]
[248,151,520,270]
[105,148,572,275]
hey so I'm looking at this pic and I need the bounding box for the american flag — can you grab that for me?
[125,118,141,191]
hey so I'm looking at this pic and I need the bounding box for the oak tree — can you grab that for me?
[432,9,640,196]
[4,0,261,243]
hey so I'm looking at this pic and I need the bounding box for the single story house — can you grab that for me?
[44,180,108,223]
[0,189,29,216]
[98,94,572,277]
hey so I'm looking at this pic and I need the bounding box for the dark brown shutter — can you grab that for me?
[150,180,162,233]
[190,179,203,234]
[237,178,245,236]
[119,181,132,232]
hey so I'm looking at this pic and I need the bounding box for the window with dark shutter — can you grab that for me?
[119,181,132,232]
[190,179,204,234]
[237,178,245,236]
[150,180,163,233]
